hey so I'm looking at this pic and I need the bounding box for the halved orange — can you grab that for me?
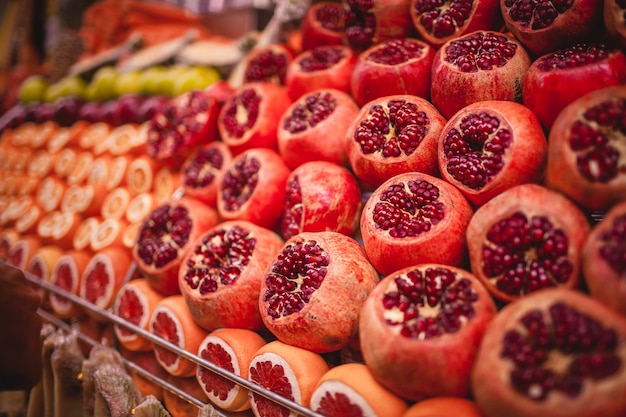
[402,397,484,417]
[101,187,132,220]
[49,249,92,319]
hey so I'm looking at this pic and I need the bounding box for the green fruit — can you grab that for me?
[44,76,88,103]
[114,70,143,96]
[18,75,49,103]
[171,66,221,96]
[138,66,169,96]
[86,66,119,101]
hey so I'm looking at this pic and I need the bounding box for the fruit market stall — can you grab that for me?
[1,0,626,416]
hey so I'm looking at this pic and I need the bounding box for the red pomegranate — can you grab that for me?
[438,100,548,207]
[181,141,233,207]
[178,220,284,332]
[285,45,357,101]
[346,95,447,188]
[582,201,626,318]
[132,197,220,296]
[545,85,626,213]
[360,172,474,276]
[277,88,360,169]
[280,160,363,240]
[523,42,626,129]
[466,183,591,303]
[300,1,346,50]
[500,0,604,55]
[472,288,626,417]
[605,0,626,49]
[218,82,292,155]
[146,88,222,165]
[351,38,435,106]
[359,264,497,401]
[217,147,291,230]
[343,0,416,52]
[430,30,531,119]
[410,0,503,48]
[259,231,381,353]
[242,43,295,86]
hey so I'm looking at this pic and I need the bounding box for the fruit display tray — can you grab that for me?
[23,265,325,417]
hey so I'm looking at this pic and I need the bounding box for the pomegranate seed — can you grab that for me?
[221,155,261,211]
[221,88,262,139]
[282,91,337,134]
[281,177,304,239]
[245,49,289,84]
[184,147,224,188]
[537,43,611,72]
[366,39,425,65]
[414,0,474,38]
[444,32,517,73]
[316,4,345,31]
[298,46,346,72]
[598,213,626,275]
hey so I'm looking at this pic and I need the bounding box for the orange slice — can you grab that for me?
[35,176,67,213]
[309,363,409,416]
[106,155,131,191]
[12,146,32,173]
[78,121,111,151]
[90,217,129,252]
[0,194,33,227]
[28,149,56,179]
[7,234,42,271]
[30,120,60,149]
[15,173,40,196]
[10,121,38,147]
[125,192,157,224]
[73,216,102,252]
[248,340,331,416]
[113,277,166,352]
[0,228,19,260]
[47,122,87,153]
[67,151,95,186]
[149,294,208,377]
[107,123,144,156]
[49,249,92,319]
[61,184,105,217]
[126,155,159,195]
[402,397,483,417]
[87,155,113,188]
[27,244,64,308]
[15,201,44,235]
[196,328,267,412]
[121,221,141,250]
[37,210,82,249]
[154,167,183,202]
[53,147,78,179]
[101,187,132,219]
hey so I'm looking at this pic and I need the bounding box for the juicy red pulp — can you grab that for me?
[281,177,304,240]
[182,225,256,294]
[366,38,426,65]
[598,213,626,275]
[316,392,366,416]
[249,360,295,416]
[117,289,143,337]
[501,302,621,401]
[344,0,376,51]
[414,0,475,38]
[245,50,290,85]
[298,46,346,72]
[316,3,346,31]
[503,0,574,29]
[84,261,109,303]
[183,147,224,188]
[54,264,73,306]
[444,32,518,72]
[220,155,261,211]
[152,311,180,366]
[136,204,192,268]
[198,343,237,400]
[282,91,337,134]
[221,88,261,138]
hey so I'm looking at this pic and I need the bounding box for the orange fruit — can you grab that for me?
[26,244,64,307]
[72,216,101,252]
[0,228,19,259]
[248,340,330,417]
[118,346,168,401]
[49,249,92,319]
[35,176,67,213]
[30,120,59,149]
[78,122,112,151]
[309,362,409,416]
[402,397,484,417]
[7,234,41,271]
[14,201,44,235]
[101,187,132,219]
[126,155,159,195]
[196,328,267,412]
[113,277,165,352]
[108,123,147,156]
[61,184,106,217]
[125,192,157,224]
[67,150,95,185]
[149,294,208,377]
[89,217,129,252]
[121,221,141,250]
[154,166,183,202]
[28,149,56,178]
[37,210,82,249]
[87,154,113,188]
[53,147,78,179]
[106,155,131,191]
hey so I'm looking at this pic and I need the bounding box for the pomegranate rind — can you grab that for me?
[466,183,591,302]
[437,100,548,207]
[300,2,345,51]
[359,264,497,401]
[179,220,284,332]
[471,288,626,417]
[181,141,233,207]
[545,85,626,212]
[259,231,380,353]
[360,172,474,276]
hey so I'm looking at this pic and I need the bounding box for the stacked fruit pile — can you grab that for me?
[1,0,626,416]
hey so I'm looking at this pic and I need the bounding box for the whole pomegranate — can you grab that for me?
[218,82,292,155]
[500,0,604,55]
[438,100,548,207]
[582,201,626,318]
[359,264,497,401]
[430,30,531,119]
[472,288,626,417]
[242,43,295,86]
[181,141,233,208]
[285,45,357,101]
[346,95,447,188]
[217,148,291,230]
[259,231,380,353]
[132,197,220,296]
[277,88,360,169]
[178,220,284,332]
[410,0,503,48]
[280,160,363,240]
[343,0,416,52]
[466,184,591,303]
[360,172,474,276]
[545,85,626,213]
[523,43,626,129]
[300,1,345,50]
[351,38,435,106]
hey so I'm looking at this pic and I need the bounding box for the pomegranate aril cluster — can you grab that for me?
[383,267,479,338]
[221,88,261,138]
[281,177,303,240]
[299,46,345,72]
[414,0,473,38]
[282,92,337,134]
[504,0,571,29]
[263,240,329,318]
[245,50,289,84]
[599,213,626,275]
[316,4,344,31]
[184,147,223,188]
[137,205,191,268]
[537,43,612,71]
[501,302,621,401]
[221,155,261,211]
[183,226,256,294]
[367,39,425,65]
[445,32,517,72]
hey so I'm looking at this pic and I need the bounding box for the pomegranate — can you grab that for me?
[438,100,548,207]
[430,30,531,119]
[281,161,363,240]
[523,42,626,130]
[545,85,626,212]
[285,45,357,101]
[277,88,360,169]
[300,1,346,50]
[346,95,447,189]
[178,220,284,332]
[343,0,416,52]
[181,141,233,207]
[217,148,291,230]
[500,0,604,55]
[146,88,222,165]
[472,288,626,417]
[359,264,497,401]
[259,231,380,353]
[410,0,503,48]
[350,38,435,106]
[242,43,295,86]
[218,82,292,155]
[132,196,220,296]
[605,0,626,49]
[360,172,474,276]
[466,183,591,303]
[582,201,626,318]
